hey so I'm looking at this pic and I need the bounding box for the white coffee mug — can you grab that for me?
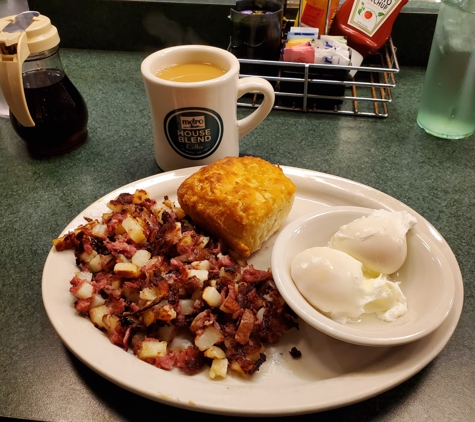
[141,45,275,171]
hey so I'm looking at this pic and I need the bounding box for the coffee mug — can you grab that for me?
[141,45,275,171]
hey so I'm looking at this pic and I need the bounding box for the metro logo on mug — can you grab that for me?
[180,116,206,130]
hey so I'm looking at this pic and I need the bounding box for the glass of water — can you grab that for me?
[416,0,475,139]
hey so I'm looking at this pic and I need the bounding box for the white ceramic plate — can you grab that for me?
[272,206,455,346]
[42,167,464,416]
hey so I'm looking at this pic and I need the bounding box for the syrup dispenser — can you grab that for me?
[0,12,88,157]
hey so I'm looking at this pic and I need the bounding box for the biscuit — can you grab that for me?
[177,156,296,257]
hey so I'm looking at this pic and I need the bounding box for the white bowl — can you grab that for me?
[272,206,455,347]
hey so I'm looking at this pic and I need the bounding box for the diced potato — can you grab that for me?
[209,358,228,379]
[122,216,146,244]
[138,340,167,360]
[115,254,130,264]
[256,307,265,322]
[102,314,120,335]
[90,294,106,309]
[123,285,140,303]
[101,212,113,221]
[187,269,208,283]
[75,282,94,299]
[246,344,266,362]
[219,296,241,314]
[132,189,149,204]
[204,346,226,359]
[229,361,245,375]
[191,260,210,271]
[88,254,103,273]
[169,335,193,352]
[142,308,156,327]
[107,201,125,213]
[91,223,108,238]
[195,326,223,351]
[89,254,113,273]
[76,271,93,282]
[198,236,210,249]
[140,286,166,303]
[142,303,176,326]
[157,324,177,343]
[157,304,176,322]
[202,286,222,308]
[114,223,126,235]
[132,249,151,267]
[174,207,186,220]
[114,262,140,278]
[53,229,87,250]
[89,305,109,328]
[52,235,72,251]
[219,266,241,282]
[151,203,167,224]
[79,250,97,264]
[140,287,158,302]
[179,299,196,315]
[167,222,183,244]
[110,276,122,290]
[178,234,193,247]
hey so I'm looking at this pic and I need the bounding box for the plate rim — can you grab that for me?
[42,166,464,416]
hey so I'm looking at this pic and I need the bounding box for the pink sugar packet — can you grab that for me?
[282,43,315,63]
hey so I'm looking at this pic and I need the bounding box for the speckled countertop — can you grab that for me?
[1,49,474,422]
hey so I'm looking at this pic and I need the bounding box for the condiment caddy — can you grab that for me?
[235,35,399,118]
[231,0,403,118]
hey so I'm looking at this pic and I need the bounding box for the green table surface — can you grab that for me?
[1,49,474,422]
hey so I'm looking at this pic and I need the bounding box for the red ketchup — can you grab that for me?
[329,0,408,57]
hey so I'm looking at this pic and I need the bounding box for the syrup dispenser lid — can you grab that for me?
[0,12,60,127]
[0,12,60,53]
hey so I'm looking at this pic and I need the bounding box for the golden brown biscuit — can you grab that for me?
[177,156,296,257]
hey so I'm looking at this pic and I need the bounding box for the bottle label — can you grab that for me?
[301,1,326,29]
[164,107,223,160]
[300,0,339,32]
[347,0,402,36]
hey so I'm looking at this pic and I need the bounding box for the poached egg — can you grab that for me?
[330,209,417,275]
[290,210,415,324]
[291,247,407,324]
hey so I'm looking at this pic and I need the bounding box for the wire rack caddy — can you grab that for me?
[237,37,400,118]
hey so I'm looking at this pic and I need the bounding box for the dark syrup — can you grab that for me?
[10,69,88,157]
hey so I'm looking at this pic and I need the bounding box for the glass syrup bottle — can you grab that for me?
[0,12,88,157]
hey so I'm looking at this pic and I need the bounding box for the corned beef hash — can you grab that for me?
[53,189,298,379]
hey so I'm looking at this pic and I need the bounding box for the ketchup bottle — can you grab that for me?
[329,0,408,57]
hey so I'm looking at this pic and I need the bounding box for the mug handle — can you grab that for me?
[237,77,275,139]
